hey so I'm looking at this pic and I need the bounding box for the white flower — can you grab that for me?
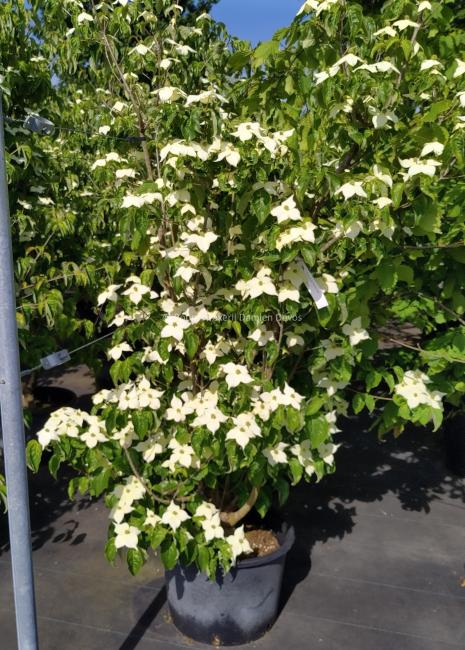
[161,502,190,530]
[122,282,156,305]
[108,342,133,361]
[196,501,219,519]
[322,339,345,361]
[373,26,397,37]
[160,315,190,341]
[392,19,420,31]
[136,435,166,462]
[215,143,241,167]
[174,266,199,282]
[281,383,305,409]
[81,418,107,448]
[276,221,317,250]
[220,363,253,388]
[182,231,218,253]
[114,523,139,549]
[417,1,432,11]
[157,86,186,103]
[145,509,161,527]
[200,513,224,542]
[263,442,288,466]
[342,317,370,346]
[453,59,465,78]
[420,141,444,157]
[112,101,126,113]
[116,168,137,179]
[112,424,137,449]
[335,181,367,200]
[38,196,54,205]
[394,370,444,410]
[318,442,340,466]
[420,59,442,71]
[317,273,339,294]
[372,197,393,209]
[226,526,252,564]
[192,406,228,433]
[163,441,196,472]
[77,12,93,24]
[97,284,121,306]
[37,425,60,448]
[121,192,163,208]
[399,157,441,178]
[297,0,320,15]
[232,122,263,141]
[373,165,393,188]
[286,333,305,348]
[278,283,300,303]
[186,90,226,106]
[165,395,193,422]
[252,398,272,422]
[457,91,465,108]
[271,196,302,224]
[248,326,275,347]
[130,44,150,56]
[236,267,277,300]
[226,413,261,449]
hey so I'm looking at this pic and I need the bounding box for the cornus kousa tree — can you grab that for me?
[32,0,465,576]
[32,0,342,575]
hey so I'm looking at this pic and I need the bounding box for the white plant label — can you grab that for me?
[40,349,71,370]
[297,258,329,310]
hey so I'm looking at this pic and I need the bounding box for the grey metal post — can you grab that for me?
[0,94,39,648]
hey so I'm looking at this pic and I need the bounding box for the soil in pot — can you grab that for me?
[165,523,295,646]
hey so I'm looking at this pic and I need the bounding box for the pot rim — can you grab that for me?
[235,523,295,569]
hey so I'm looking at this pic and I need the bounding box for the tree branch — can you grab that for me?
[220,486,259,527]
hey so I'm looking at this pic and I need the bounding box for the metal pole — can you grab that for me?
[0,93,39,649]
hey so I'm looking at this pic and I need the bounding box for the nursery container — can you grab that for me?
[165,524,295,646]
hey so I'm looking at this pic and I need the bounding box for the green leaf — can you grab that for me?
[48,454,61,480]
[289,458,303,485]
[197,546,210,573]
[276,478,290,506]
[161,539,179,570]
[376,262,398,292]
[131,411,154,439]
[105,537,117,564]
[150,526,167,550]
[26,440,42,473]
[352,393,365,414]
[253,40,279,67]
[184,331,200,360]
[127,548,145,576]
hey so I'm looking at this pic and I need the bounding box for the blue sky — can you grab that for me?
[211,0,302,44]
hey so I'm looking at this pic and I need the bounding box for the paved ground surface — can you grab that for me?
[1,369,465,649]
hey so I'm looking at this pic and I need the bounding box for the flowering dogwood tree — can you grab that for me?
[31,0,465,575]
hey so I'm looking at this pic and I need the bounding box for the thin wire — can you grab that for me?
[5,116,148,144]
[20,330,115,378]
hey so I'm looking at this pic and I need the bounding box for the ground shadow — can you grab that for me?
[118,582,168,650]
[277,414,465,614]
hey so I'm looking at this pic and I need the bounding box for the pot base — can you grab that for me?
[165,524,295,646]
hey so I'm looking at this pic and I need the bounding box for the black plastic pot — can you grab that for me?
[444,414,465,477]
[165,524,295,646]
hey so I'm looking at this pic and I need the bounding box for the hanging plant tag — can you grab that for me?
[297,258,329,310]
[40,349,71,370]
